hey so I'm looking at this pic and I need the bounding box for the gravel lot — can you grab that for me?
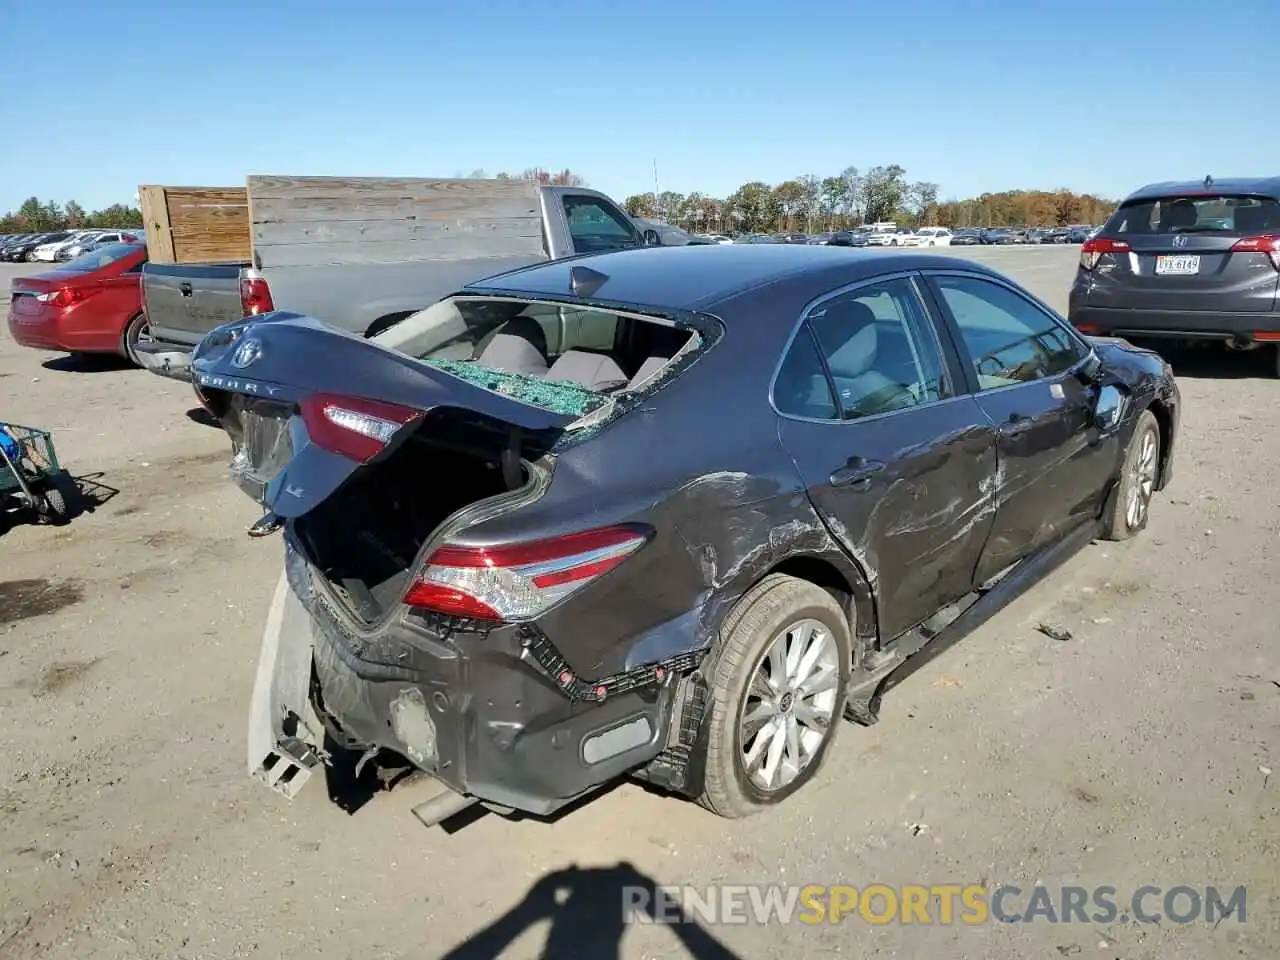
[1,247,1277,960]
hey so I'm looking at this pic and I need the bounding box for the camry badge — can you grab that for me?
[231,336,263,369]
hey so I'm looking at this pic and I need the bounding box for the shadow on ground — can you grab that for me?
[40,354,133,374]
[440,862,744,960]
[0,471,118,536]
[1133,340,1276,380]
[185,406,220,429]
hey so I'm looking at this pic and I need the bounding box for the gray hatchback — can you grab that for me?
[1068,177,1280,375]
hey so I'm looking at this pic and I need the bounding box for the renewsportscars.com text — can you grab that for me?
[622,883,1247,926]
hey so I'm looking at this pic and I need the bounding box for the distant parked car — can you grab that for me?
[983,228,1019,245]
[7,242,151,364]
[888,228,919,247]
[1069,177,1280,376]
[4,233,63,261]
[807,233,836,245]
[829,231,869,247]
[949,229,984,247]
[1065,226,1094,244]
[914,227,953,247]
[57,230,141,261]
[1041,227,1070,244]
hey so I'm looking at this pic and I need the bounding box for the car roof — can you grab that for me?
[1125,176,1280,202]
[466,244,1002,314]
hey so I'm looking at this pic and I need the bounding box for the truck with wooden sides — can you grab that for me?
[136,176,669,380]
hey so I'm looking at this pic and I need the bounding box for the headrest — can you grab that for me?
[815,300,879,378]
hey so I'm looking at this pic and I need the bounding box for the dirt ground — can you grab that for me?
[1,248,1277,959]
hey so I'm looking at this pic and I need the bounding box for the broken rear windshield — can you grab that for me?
[373,295,698,418]
[1107,195,1280,235]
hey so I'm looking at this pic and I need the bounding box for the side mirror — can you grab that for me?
[642,229,662,247]
[1075,348,1103,385]
[1093,384,1125,432]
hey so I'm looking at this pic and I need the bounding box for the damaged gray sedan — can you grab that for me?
[192,244,1180,825]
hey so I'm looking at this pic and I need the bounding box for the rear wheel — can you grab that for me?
[39,486,68,524]
[1103,409,1160,541]
[698,575,850,818]
[122,312,151,366]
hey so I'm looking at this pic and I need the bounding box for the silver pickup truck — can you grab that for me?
[138,185,685,380]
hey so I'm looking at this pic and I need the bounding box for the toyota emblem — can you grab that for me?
[231,336,263,369]
[1172,235,1188,248]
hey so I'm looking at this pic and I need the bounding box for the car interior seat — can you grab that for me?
[475,317,550,376]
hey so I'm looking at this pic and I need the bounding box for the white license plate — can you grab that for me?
[1155,254,1200,276]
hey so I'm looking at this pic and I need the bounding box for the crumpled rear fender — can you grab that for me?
[247,571,325,798]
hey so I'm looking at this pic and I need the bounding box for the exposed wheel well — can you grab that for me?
[762,555,877,666]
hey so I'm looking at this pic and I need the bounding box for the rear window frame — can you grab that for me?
[1105,193,1280,236]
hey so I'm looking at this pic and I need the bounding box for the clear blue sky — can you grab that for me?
[2,0,1275,212]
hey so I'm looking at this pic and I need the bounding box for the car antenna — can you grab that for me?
[570,264,608,299]
[1204,174,1213,189]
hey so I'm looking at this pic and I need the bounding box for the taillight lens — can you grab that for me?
[299,392,422,463]
[240,275,275,315]
[34,287,95,308]
[1079,237,1130,271]
[1231,235,1280,269]
[403,525,650,622]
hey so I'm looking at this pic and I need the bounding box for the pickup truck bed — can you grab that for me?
[137,262,245,378]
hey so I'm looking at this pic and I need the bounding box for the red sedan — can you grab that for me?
[7,242,152,364]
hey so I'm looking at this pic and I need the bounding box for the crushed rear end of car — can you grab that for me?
[195,298,718,820]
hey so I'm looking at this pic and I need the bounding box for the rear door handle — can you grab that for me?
[829,457,886,487]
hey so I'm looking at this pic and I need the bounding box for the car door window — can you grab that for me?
[562,196,640,253]
[933,275,1086,390]
[805,277,950,420]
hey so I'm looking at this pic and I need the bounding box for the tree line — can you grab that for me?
[623,166,1118,235]
[1,196,145,234]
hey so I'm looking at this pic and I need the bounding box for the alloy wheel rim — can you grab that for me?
[1125,428,1158,529]
[738,618,839,792]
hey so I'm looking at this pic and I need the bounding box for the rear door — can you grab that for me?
[775,273,998,640]
[923,270,1114,584]
[1083,193,1280,313]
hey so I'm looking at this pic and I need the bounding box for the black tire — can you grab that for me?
[122,312,151,366]
[1102,409,1160,541]
[698,574,851,818]
[40,486,68,522]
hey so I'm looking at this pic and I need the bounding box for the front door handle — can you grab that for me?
[830,457,886,487]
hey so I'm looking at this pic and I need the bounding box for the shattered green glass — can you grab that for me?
[424,358,608,418]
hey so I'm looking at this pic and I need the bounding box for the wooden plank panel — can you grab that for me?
[246,175,545,268]
[251,193,541,223]
[166,187,251,262]
[253,217,542,247]
[254,235,544,269]
[138,186,175,262]
[247,175,539,204]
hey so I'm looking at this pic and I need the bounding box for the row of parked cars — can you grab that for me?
[0,228,144,263]
[695,224,1100,248]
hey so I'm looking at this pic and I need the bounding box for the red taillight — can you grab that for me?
[1231,235,1280,269]
[299,392,422,464]
[240,274,274,316]
[34,286,96,308]
[403,525,650,622]
[1079,237,1130,271]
